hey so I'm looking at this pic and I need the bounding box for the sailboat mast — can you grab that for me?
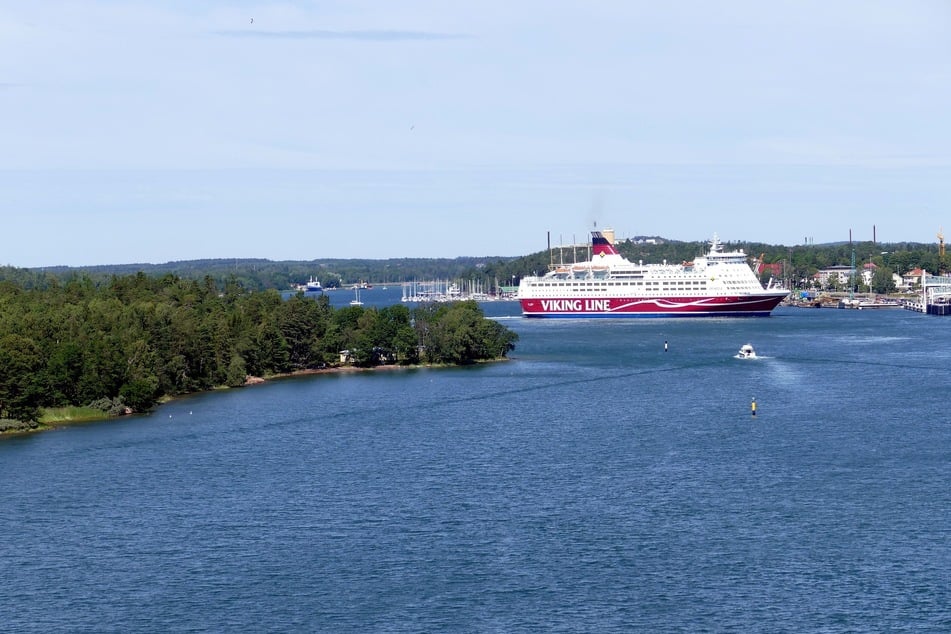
[849,229,855,301]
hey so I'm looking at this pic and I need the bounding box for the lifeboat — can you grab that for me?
[571,264,590,278]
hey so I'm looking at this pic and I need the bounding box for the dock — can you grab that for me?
[902,271,951,316]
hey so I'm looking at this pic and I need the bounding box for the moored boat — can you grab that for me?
[517,231,788,318]
[857,300,902,309]
[839,296,902,309]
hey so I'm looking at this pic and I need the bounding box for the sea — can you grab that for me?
[2,288,949,633]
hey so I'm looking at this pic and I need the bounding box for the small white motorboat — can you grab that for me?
[735,343,757,359]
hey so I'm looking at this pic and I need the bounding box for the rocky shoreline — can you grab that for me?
[243,362,419,385]
[2,360,503,438]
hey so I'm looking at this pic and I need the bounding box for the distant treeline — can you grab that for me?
[7,256,514,293]
[0,274,518,423]
[4,236,945,294]
[539,238,949,289]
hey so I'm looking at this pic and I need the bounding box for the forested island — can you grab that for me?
[0,274,518,433]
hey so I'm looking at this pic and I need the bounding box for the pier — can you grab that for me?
[902,271,951,316]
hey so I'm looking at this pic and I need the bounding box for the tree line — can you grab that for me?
[368,238,948,293]
[7,255,513,293]
[6,237,945,298]
[0,273,518,423]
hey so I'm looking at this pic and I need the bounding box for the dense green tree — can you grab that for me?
[45,341,85,406]
[278,295,329,368]
[226,354,248,388]
[475,316,519,359]
[0,334,44,421]
[349,310,380,367]
[413,301,517,365]
[250,321,291,376]
[374,305,415,364]
[871,267,897,294]
[120,376,160,412]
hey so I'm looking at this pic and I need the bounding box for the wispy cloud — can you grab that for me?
[215,29,468,42]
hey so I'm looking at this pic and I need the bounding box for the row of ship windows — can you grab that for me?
[537,281,708,287]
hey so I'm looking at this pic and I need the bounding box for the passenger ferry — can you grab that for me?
[517,231,788,317]
[304,277,323,293]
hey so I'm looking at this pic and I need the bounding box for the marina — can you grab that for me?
[400,279,502,303]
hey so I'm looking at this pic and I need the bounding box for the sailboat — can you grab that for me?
[350,286,363,306]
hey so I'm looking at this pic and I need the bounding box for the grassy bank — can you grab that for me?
[40,406,114,425]
[0,407,116,436]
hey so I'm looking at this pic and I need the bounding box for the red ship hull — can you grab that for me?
[520,293,787,318]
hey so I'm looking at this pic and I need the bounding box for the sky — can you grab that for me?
[2,0,951,267]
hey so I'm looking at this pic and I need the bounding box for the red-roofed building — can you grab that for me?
[757,262,782,278]
[902,268,926,290]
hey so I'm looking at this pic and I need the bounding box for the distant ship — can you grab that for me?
[304,277,323,293]
[517,231,788,318]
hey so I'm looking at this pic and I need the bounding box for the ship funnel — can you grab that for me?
[591,231,620,257]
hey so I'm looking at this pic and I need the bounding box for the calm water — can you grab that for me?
[2,303,950,632]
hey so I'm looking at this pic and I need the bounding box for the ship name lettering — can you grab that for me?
[584,299,609,311]
[539,299,610,312]
[541,299,583,311]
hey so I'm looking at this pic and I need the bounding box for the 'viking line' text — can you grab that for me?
[539,299,610,312]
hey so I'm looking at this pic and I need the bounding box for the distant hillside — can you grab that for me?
[11,256,516,293]
[3,237,945,293]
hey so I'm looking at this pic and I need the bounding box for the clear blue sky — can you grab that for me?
[2,1,950,267]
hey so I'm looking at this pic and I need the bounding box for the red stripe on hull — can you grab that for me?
[520,294,787,317]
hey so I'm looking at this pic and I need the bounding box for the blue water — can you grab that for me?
[2,306,950,632]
